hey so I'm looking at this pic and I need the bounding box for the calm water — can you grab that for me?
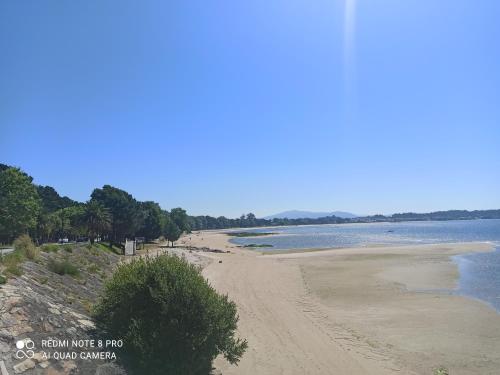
[453,249,500,311]
[229,219,500,250]
[229,219,500,311]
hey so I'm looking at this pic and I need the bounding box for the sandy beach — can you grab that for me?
[178,231,500,375]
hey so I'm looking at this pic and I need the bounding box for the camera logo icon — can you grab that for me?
[15,339,35,359]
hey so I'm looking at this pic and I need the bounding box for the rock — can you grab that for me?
[13,358,35,373]
[62,360,77,374]
[48,308,61,315]
[0,341,9,353]
[46,368,64,375]
[1,360,9,375]
[69,311,87,320]
[32,352,45,363]
[48,316,62,328]
[43,320,54,332]
[39,361,49,368]
[0,330,13,340]
[15,325,33,335]
[5,297,22,311]
[77,320,95,329]
[95,363,125,375]
[10,308,28,321]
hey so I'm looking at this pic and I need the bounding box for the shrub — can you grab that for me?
[0,249,24,277]
[434,367,449,375]
[62,245,73,253]
[13,234,38,260]
[5,264,22,276]
[41,244,59,253]
[87,264,100,274]
[47,258,80,277]
[0,274,6,284]
[93,254,247,375]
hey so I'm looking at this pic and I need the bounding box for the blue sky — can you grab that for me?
[1,0,499,217]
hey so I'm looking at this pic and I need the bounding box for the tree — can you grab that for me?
[137,201,163,241]
[93,254,247,375]
[0,167,41,243]
[82,200,111,244]
[170,207,190,233]
[164,216,181,247]
[37,185,77,213]
[35,213,57,244]
[91,185,142,243]
[49,206,85,241]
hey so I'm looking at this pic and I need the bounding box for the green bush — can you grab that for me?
[62,245,73,253]
[5,264,22,276]
[0,248,24,277]
[41,244,59,253]
[434,367,449,375]
[0,274,6,284]
[93,254,247,375]
[47,258,80,277]
[13,234,38,260]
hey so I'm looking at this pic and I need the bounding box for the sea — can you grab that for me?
[229,219,500,311]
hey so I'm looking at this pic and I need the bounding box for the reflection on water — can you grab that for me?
[454,247,500,312]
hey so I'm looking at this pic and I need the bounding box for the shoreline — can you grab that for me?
[181,231,500,374]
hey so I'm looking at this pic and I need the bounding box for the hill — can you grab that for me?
[263,210,358,220]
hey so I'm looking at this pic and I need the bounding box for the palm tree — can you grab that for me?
[83,200,111,244]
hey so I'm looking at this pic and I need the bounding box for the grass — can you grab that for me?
[47,258,80,277]
[227,232,275,237]
[41,244,59,253]
[434,367,449,375]
[14,235,39,260]
[0,250,24,277]
[62,244,73,253]
[96,242,123,255]
[87,264,100,274]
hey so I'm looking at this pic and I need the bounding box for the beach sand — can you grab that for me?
[180,231,500,374]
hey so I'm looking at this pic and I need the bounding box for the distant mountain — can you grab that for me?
[263,210,358,220]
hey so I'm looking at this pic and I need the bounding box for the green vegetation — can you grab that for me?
[3,163,499,250]
[41,243,59,253]
[93,254,247,375]
[0,167,41,243]
[95,242,122,255]
[1,249,24,277]
[47,258,80,277]
[434,367,449,375]
[62,244,73,253]
[0,164,192,249]
[14,234,39,260]
[87,264,100,274]
[0,274,6,284]
[228,232,275,237]
[82,200,111,244]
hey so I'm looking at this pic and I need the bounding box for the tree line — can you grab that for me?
[0,164,189,246]
[2,163,499,245]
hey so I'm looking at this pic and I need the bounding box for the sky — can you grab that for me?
[1,0,499,217]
